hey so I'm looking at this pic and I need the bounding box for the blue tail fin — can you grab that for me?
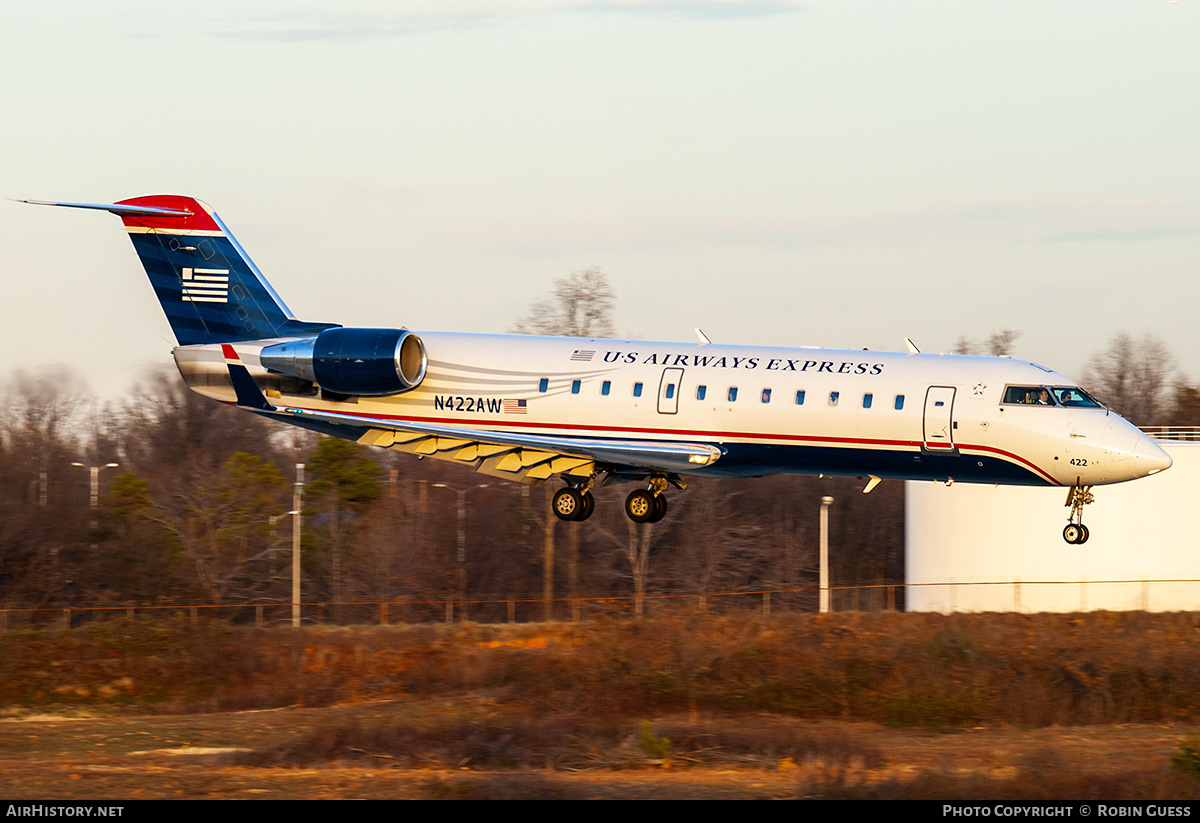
[25,195,338,345]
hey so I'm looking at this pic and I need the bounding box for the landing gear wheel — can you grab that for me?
[1063,523,1090,545]
[553,488,583,522]
[650,492,668,523]
[1063,483,1095,544]
[625,489,657,523]
[576,491,595,522]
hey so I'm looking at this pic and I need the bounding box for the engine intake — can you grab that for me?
[260,328,427,396]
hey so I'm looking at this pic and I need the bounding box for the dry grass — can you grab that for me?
[5,611,1200,727]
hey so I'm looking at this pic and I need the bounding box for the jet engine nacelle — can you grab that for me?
[260,328,427,396]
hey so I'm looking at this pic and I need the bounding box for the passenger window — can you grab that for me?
[633,382,643,397]
[571,379,581,395]
[665,384,675,400]
[538,378,549,393]
[761,388,772,404]
[601,380,611,396]
[829,391,839,407]
[728,387,738,402]
[862,393,873,409]
[894,394,904,411]
[795,390,805,406]
[696,385,707,401]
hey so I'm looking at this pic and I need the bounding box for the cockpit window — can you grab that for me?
[1003,386,1056,406]
[1002,385,1105,408]
[1053,387,1103,408]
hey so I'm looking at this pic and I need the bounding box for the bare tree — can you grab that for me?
[512,268,616,338]
[953,329,1022,356]
[512,268,618,618]
[1081,332,1175,426]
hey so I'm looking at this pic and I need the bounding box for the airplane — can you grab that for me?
[22,195,1173,544]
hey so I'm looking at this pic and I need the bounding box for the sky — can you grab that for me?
[2,0,1197,400]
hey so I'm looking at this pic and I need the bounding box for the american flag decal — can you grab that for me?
[503,399,528,414]
[181,267,230,303]
[570,350,595,362]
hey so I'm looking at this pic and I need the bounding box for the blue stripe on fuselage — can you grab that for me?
[697,441,1054,485]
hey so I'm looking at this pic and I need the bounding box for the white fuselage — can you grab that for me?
[174,331,1172,488]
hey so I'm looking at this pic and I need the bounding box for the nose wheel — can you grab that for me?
[1063,482,1094,544]
[1063,523,1090,545]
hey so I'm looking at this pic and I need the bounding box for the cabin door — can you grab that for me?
[657,368,684,414]
[922,386,957,452]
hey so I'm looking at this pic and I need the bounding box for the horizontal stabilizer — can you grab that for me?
[16,199,194,218]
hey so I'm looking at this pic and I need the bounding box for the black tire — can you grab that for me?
[576,491,595,522]
[650,493,668,523]
[1078,524,1090,544]
[626,489,656,523]
[1063,524,1083,544]
[553,488,582,521]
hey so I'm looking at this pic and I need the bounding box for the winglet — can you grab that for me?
[222,345,276,411]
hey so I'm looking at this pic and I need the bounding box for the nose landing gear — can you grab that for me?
[1063,482,1094,544]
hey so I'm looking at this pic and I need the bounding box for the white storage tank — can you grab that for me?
[905,441,1200,612]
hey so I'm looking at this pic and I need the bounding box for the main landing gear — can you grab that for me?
[1063,482,1094,544]
[551,474,677,524]
[552,486,595,522]
[625,476,671,524]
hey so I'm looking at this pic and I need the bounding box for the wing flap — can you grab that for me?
[279,403,723,482]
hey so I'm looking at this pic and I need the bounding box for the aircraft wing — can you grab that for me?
[218,349,722,481]
[264,403,723,482]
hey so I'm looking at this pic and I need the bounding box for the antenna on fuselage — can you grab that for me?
[904,337,920,354]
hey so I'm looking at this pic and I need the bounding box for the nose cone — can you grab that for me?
[1133,435,1173,477]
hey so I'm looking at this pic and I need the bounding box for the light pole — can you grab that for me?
[432,482,488,621]
[819,496,834,614]
[71,462,118,549]
[292,463,304,628]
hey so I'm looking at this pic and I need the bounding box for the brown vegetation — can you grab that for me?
[4,613,1200,799]
[5,611,1200,727]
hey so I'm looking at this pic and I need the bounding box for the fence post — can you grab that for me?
[762,590,771,616]
[507,599,515,623]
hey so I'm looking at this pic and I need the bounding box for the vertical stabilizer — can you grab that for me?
[22,195,337,345]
